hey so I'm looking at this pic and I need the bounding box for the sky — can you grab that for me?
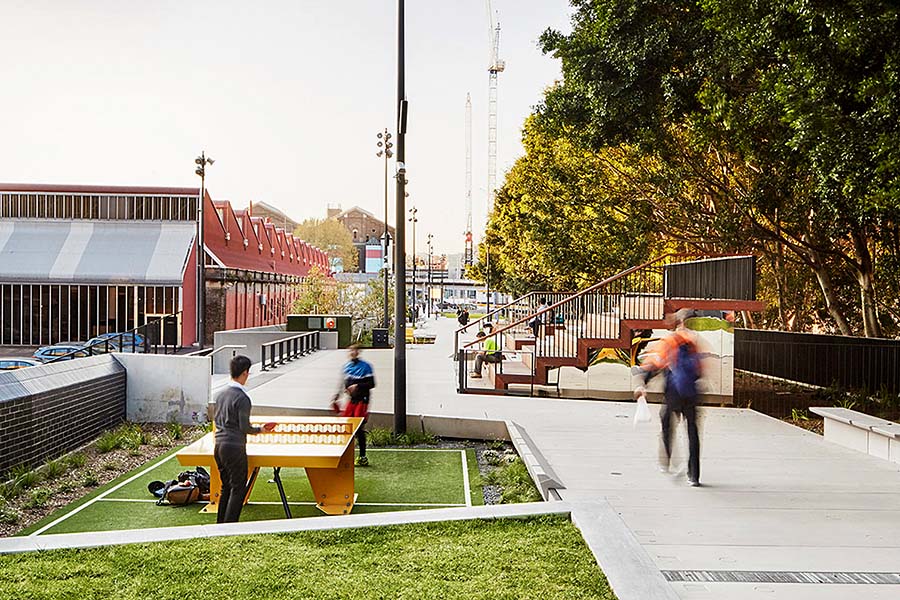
[0,0,572,254]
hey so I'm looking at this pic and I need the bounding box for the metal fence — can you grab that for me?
[261,331,320,371]
[735,328,900,394]
[665,255,756,300]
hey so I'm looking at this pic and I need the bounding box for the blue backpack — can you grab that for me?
[669,341,700,400]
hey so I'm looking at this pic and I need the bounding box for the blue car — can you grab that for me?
[95,332,148,352]
[33,344,88,363]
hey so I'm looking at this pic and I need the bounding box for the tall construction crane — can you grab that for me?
[486,0,505,214]
[464,93,474,266]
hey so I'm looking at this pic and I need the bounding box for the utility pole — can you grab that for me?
[393,0,408,435]
[194,151,214,349]
[376,129,393,330]
[427,234,434,317]
[408,206,418,316]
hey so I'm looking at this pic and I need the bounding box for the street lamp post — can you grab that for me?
[376,129,393,330]
[426,234,433,318]
[408,206,417,317]
[194,151,214,349]
[394,0,408,435]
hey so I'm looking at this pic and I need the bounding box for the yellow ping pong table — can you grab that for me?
[176,416,363,517]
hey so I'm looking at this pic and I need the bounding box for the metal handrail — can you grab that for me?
[462,253,750,349]
[46,311,183,363]
[454,291,538,334]
[260,331,321,371]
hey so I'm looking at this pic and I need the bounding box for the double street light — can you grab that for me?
[376,129,394,330]
[408,206,418,316]
[194,151,214,349]
[426,233,434,317]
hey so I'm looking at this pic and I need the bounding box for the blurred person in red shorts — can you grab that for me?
[331,344,376,466]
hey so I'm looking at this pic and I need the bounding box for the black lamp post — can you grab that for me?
[194,151,214,349]
[376,129,393,330]
[394,0,408,434]
[408,206,417,314]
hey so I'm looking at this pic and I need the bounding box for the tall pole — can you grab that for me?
[376,129,393,330]
[409,206,418,316]
[393,0,407,435]
[427,234,433,317]
[194,151,213,349]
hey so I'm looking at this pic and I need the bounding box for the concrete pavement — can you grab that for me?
[246,317,900,599]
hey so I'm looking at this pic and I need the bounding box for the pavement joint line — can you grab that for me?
[96,499,468,507]
[461,449,472,507]
[0,502,569,554]
[30,453,178,537]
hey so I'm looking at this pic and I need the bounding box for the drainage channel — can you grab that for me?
[662,570,900,585]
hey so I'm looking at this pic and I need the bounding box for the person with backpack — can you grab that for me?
[635,310,703,486]
[213,355,275,523]
[529,298,549,338]
[457,308,470,328]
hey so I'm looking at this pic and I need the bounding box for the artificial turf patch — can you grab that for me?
[21,449,477,536]
[0,515,615,600]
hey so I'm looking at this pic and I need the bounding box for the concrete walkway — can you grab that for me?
[245,317,900,599]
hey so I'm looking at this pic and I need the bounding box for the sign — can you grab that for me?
[324,317,336,329]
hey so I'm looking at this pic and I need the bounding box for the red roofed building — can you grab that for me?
[0,184,328,348]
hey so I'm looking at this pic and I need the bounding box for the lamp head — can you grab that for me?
[207,157,215,165]
[377,132,383,139]
[195,168,203,177]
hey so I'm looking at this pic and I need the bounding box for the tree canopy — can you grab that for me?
[294,218,359,273]
[474,0,900,336]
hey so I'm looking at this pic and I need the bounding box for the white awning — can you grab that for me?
[0,221,195,285]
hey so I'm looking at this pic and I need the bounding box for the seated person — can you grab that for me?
[470,323,503,378]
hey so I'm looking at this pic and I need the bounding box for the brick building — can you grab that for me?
[331,206,395,273]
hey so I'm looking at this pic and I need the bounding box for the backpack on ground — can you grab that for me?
[148,466,210,506]
[669,340,700,400]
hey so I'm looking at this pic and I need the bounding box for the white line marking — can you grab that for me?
[461,449,472,507]
[31,453,177,536]
[96,499,466,508]
[365,448,460,452]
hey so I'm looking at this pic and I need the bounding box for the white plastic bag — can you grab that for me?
[634,394,652,426]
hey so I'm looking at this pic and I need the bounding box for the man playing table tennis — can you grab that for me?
[213,355,275,523]
[331,344,376,466]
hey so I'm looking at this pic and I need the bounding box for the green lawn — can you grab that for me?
[19,448,482,536]
[0,515,615,600]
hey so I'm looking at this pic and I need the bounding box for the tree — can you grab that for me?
[294,218,358,273]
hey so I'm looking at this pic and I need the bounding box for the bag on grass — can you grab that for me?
[634,394,652,426]
[148,466,210,506]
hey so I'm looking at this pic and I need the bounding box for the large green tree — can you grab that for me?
[294,218,359,273]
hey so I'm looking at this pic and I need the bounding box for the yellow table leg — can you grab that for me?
[200,464,259,514]
[306,440,356,515]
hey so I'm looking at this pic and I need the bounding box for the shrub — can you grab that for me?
[118,424,143,450]
[167,421,184,441]
[0,502,18,525]
[64,453,87,469]
[56,482,75,494]
[484,458,542,504]
[482,450,502,466]
[101,461,119,471]
[151,435,171,448]
[10,465,41,490]
[368,428,395,447]
[96,430,121,453]
[41,459,68,481]
[0,481,21,501]
[367,427,438,447]
[488,439,506,451]
[23,488,52,510]
[790,408,809,422]
[81,472,100,488]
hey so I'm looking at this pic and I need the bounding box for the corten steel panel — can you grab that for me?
[735,329,900,394]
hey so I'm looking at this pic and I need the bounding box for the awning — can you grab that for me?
[0,221,196,285]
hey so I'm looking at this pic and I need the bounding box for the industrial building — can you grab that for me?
[0,184,328,348]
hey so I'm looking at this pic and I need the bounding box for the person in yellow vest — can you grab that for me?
[470,323,502,378]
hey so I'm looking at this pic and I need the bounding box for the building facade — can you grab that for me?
[0,184,328,348]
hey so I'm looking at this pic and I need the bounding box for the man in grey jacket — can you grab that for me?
[213,355,274,523]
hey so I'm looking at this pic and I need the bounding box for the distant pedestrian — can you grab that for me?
[458,308,470,327]
[635,310,702,486]
[529,297,549,338]
[331,344,376,466]
[213,355,275,523]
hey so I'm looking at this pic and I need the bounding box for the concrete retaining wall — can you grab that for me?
[212,325,289,374]
[114,353,211,425]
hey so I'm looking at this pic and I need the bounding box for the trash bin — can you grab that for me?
[372,328,389,348]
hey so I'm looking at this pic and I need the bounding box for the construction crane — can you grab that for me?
[486,0,505,213]
[484,0,505,313]
[464,93,474,266]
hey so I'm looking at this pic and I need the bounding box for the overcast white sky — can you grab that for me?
[0,1,571,254]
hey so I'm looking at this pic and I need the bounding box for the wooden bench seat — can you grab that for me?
[811,407,900,463]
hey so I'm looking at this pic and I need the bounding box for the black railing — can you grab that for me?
[261,331,320,371]
[735,328,900,394]
[665,255,757,300]
[47,312,182,363]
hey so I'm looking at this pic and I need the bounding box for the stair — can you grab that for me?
[456,254,765,394]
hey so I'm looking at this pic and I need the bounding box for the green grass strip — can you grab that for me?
[0,515,615,600]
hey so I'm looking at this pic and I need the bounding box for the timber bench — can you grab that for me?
[810,407,900,464]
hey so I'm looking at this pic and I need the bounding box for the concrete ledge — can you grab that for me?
[506,421,565,500]
[812,406,900,463]
[0,502,569,555]
[570,500,679,600]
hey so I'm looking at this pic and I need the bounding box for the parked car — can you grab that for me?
[33,344,88,363]
[95,332,148,352]
[0,357,42,370]
[84,336,122,354]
